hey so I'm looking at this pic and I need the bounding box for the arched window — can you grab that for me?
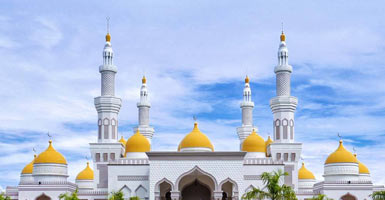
[135,185,147,199]
[282,119,288,139]
[275,119,280,140]
[290,119,294,139]
[103,118,110,139]
[111,119,116,139]
[98,119,102,139]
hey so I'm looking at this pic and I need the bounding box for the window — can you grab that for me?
[275,119,280,140]
[110,153,115,161]
[111,119,116,139]
[283,119,288,139]
[104,118,110,139]
[277,153,281,160]
[98,119,102,139]
[103,153,108,162]
[291,153,296,162]
[284,153,289,161]
[96,153,100,162]
[290,119,294,139]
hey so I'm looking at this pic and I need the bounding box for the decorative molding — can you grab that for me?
[244,175,261,180]
[117,175,149,181]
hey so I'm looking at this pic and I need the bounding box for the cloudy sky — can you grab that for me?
[1,0,385,190]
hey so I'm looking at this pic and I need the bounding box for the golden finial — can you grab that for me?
[106,17,111,42]
[142,75,146,84]
[280,22,285,42]
[245,75,250,83]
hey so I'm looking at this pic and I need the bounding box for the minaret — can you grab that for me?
[270,31,298,143]
[237,75,257,149]
[134,76,155,142]
[268,30,302,190]
[90,22,124,190]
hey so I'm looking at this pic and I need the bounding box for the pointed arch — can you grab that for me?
[340,193,357,200]
[245,184,256,193]
[119,185,132,199]
[175,165,218,191]
[155,178,174,192]
[135,184,148,199]
[219,178,239,192]
[36,193,51,200]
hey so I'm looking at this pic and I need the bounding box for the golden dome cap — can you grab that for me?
[125,130,151,154]
[35,140,67,164]
[106,33,111,42]
[142,76,146,84]
[21,155,36,174]
[242,130,266,152]
[280,31,286,42]
[119,136,126,147]
[179,122,214,151]
[245,75,250,83]
[354,154,370,174]
[76,162,94,180]
[265,136,273,147]
[298,162,316,179]
[325,140,358,164]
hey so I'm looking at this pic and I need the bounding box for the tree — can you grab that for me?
[371,191,385,200]
[109,191,124,200]
[59,189,79,200]
[0,193,11,200]
[242,169,297,200]
[130,197,140,200]
[310,194,333,200]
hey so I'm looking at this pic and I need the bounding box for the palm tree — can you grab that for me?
[0,193,11,200]
[371,191,385,200]
[130,197,140,200]
[109,191,124,200]
[310,194,333,200]
[242,169,297,200]
[59,189,79,200]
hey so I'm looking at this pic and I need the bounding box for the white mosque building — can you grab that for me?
[5,30,385,200]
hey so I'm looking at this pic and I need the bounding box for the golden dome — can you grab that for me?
[242,130,266,152]
[265,136,273,156]
[245,75,250,83]
[35,140,67,164]
[106,33,111,42]
[142,76,146,84]
[280,31,286,42]
[298,162,316,179]
[21,155,36,174]
[354,154,370,174]
[179,122,214,151]
[119,136,126,147]
[325,140,358,164]
[76,162,94,180]
[125,130,151,154]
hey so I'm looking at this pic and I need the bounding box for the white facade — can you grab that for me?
[5,31,384,200]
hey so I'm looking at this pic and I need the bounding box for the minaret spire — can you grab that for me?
[237,75,257,149]
[134,75,155,142]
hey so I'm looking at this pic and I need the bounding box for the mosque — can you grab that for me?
[5,29,385,200]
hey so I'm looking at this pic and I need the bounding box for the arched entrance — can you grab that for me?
[219,178,239,199]
[181,179,211,200]
[340,193,357,200]
[36,194,51,200]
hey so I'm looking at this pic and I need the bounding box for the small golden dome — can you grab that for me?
[242,130,266,152]
[325,140,358,164]
[298,162,316,179]
[280,31,285,42]
[265,136,273,156]
[21,155,36,174]
[245,75,250,83]
[106,33,111,42]
[35,140,67,164]
[125,130,151,154]
[179,122,214,151]
[354,154,370,174]
[76,162,94,180]
[142,76,146,84]
[119,136,126,147]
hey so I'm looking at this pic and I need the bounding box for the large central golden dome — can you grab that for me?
[325,140,358,164]
[125,130,151,154]
[35,140,67,164]
[179,122,214,151]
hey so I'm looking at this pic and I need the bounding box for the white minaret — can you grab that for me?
[134,76,155,142]
[268,31,302,191]
[237,75,257,149]
[90,23,125,190]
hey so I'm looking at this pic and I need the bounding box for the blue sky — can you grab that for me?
[1,0,385,190]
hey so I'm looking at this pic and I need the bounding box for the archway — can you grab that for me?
[181,179,211,200]
[219,178,239,200]
[36,194,51,200]
[340,193,357,200]
[155,178,174,200]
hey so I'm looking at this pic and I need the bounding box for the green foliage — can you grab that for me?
[0,193,11,200]
[310,194,333,200]
[58,189,79,200]
[108,191,124,200]
[130,197,140,200]
[371,191,385,200]
[242,169,297,200]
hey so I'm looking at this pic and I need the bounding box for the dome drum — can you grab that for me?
[76,179,94,189]
[324,163,359,182]
[32,163,69,183]
[19,174,34,184]
[179,147,213,152]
